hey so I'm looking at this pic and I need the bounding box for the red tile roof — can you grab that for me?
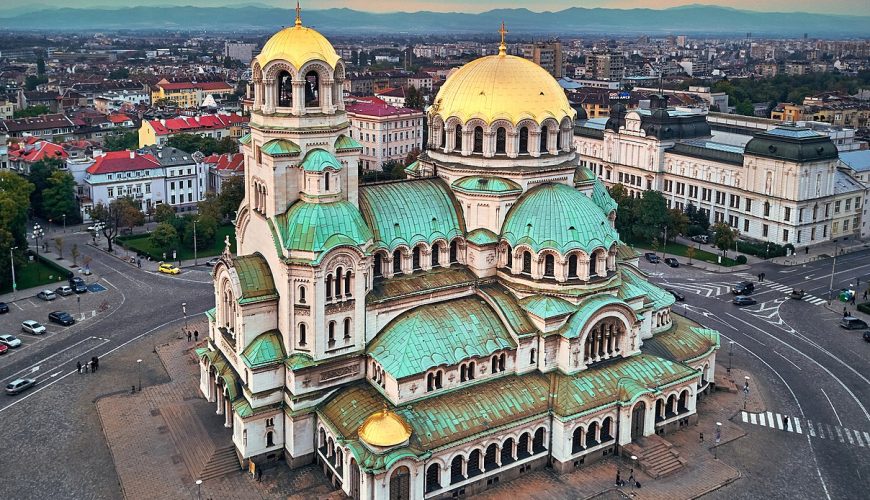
[8,140,68,163]
[145,114,249,136]
[86,150,160,174]
[157,81,233,91]
[202,153,244,172]
[107,114,132,124]
[345,97,421,118]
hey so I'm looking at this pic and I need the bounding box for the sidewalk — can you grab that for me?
[770,238,869,266]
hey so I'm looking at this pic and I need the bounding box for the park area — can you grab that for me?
[115,224,236,262]
[2,255,71,294]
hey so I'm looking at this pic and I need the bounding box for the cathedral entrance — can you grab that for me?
[631,402,646,440]
[350,459,360,500]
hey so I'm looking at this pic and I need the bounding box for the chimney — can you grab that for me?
[129,151,135,159]
[93,148,104,157]
[160,119,166,126]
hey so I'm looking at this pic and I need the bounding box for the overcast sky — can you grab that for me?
[21,0,866,15]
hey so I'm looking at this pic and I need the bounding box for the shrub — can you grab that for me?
[735,255,747,264]
[858,302,870,315]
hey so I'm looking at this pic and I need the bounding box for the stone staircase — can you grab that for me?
[161,403,240,481]
[623,435,686,479]
[201,445,242,481]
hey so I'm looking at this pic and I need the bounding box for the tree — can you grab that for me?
[686,246,696,265]
[667,208,689,240]
[90,198,137,252]
[54,237,64,259]
[634,190,670,243]
[196,193,222,222]
[404,147,421,167]
[42,170,79,223]
[150,222,178,254]
[120,199,145,233]
[13,105,51,118]
[154,203,177,224]
[405,85,424,110]
[215,136,239,154]
[609,184,638,240]
[37,57,45,75]
[183,214,218,250]
[104,131,138,151]
[24,74,48,91]
[712,222,737,258]
[218,176,244,219]
[0,172,34,288]
[70,243,80,266]
[82,255,93,273]
[108,67,130,80]
[27,157,64,218]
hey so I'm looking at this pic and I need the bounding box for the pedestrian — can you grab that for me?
[256,467,263,482]
[187,330,192,342]
[757,273,762,282]
[94,356,99,371]
[699,432,704,442]
[761,272,766,282]
[194,330,199,342]
[805,247,809,255]
[137,258,142,268]
[844,307,848,317]
[91,356,99,372]
[863,290,868,300]
[77,361,82,374]
[851,295,856,306]
[615,471,622,487]
[85,361,91,373]
[783,415,789,429]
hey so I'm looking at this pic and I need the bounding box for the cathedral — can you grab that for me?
[197,10,720,500]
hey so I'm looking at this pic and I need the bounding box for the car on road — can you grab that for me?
[840,316,869,330]
[665,289,685,301]
[48,311,75,326]
[21,320,46,335]
[158,263,181,275]
[55,285,74,296]
[664,257,679,268]
[732,295,757,306]
[731,281,755,295]
[5,378,36,395]
[0,343,7,355]
[0,302,8,314]
[644,252,660,263]
[0,334,22,348]
[205,257,220,267]
[691,234,709,244]
[36,289,57,301]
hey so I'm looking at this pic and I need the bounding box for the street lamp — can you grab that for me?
[137,359,142,392]
[743,376,750,410]
[727,341,734,376]
[9,246,18,299]
[182,302,188,329]
[31,224,44,280]
[62,213,66,233]
[196,479,203,500]
[714,422,722,459]
[192,219,198,266]
[77,295,82,321]
[629,455,637,486]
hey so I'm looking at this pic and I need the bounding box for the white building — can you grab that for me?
[84,150,164,214]
[346,97,424,171]
[140,145,208,213]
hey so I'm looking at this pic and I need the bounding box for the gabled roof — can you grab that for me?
[520,295,576,320]
[7,140,68,163]
[232,253,278,303]
[261,138,301,157]
[86,150,160,174]
[241,330,286,369]
[477,284,539,337]
[145,114,249,135]
[202,153,244,172]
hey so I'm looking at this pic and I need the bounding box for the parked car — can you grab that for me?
[665,289,685,301]
[205,257,221,267]
[644,252,660,263]
[48,311,75,326]
[0,302,8,314]
[731,281,755,295]
[840,317,869,330]
[21,320,46,335]
[158,263,180,275]
[691,234,710,244]
[732,296,757,306]
[0,334,22,348]
[0,344,7,355]
[5,378,36,395]
[664,257,679,268]
[55,285,74,297]
[36,290,57,301]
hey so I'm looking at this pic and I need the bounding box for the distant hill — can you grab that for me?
[0,5,867,37]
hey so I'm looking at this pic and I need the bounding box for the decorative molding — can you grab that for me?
[320,363,359,383]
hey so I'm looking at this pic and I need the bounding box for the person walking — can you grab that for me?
[77,361,82,374]
[761,272,766,282]
[194,330,199,342]
[783,415,789,429]
[863,289,868,301]
[187,330,192,342]
[85,361,91,373]
[91,356,99,372]
[256,467,263,482]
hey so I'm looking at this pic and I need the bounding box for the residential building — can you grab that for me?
[521,41,564,78]
[151,80,235,109]
[407,72,433,92]
[345,97,424,171]
[93,90,151,114]
[140,145,208,212]
[225,42,258,64]
[0,99,14,120]
[585,52,625,81]
[375,87,407,108]
[84,150,164,216]
[200,152,244,195]
[6,137,68,174]
[138,113,250,148]
[838,150,870,238]
[707,112,860,152]
[0,113,75,139]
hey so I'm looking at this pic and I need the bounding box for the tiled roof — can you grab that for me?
[7,140,68,163]
[146,114,248,135]
[334,134,362,151]
[367,295,516,379]
[466,228,499,246]
[477,284,539,337]
[590,178,618,215]
[358,178,465,252]
[642,315,720,364]
[619,266,675,310]
[346,97,422,118]
[232,253,278,302]
[520,294,577,319]
[157,81,232,91]
[202,153,244,172]
[86,151,160,174]
[300,148,342,172]
[276,200,373,256]
[559,294,635,339]
[839,150,870,172]
[1,113,75,133]
[241,330,286,369]
[261,138,301,157]
[367,266,477,304]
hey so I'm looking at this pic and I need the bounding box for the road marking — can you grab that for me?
[835,426,845,443]
[845,428,855,445]
[775,351,802,371]
[864,432,870,445]
[2,336,107,383]
[102,277,117,290]
[767,411,775,428]
[750,413,757,424]
[820,388,843,426]
[807,420,816,437]
[741,411,748,423]
[855,430,865,447]
[794,419,802,434]
[14,302,24,311]
[776,413,784,430]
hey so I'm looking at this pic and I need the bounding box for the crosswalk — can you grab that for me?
[660,274,829,306]
[740,411,870,448]
[761,282,827,305]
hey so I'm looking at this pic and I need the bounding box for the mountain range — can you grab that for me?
[0,6,867,37]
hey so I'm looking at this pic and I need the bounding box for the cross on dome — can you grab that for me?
[498,22,508,56]
[295,0,302,27]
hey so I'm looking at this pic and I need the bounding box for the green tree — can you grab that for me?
[218,175,245,219]
[634,190,670,243]
[13,105,51,118]
[667,208,689,240]
[120,199,145,233]
[0,172,35,289]
[91,197,138,252]
[24,74,48,91]
[196,192,222,221]
[215,136,239,154]
[405,85,424,110]
[712,222,737,258]
[150,222,178,254]
[37,57,45,75]
[27,157,64,218]
[183,214,218,250]
[154,203,177,224]
[609,184,637,240]
[107,67,129,80]
[42,170,79,223]
[104,131,139,151]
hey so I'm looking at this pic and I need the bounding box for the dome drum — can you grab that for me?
[429,116,574,159]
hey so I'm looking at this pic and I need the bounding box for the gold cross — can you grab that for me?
[499,22,508,46]
[295,1,302,26]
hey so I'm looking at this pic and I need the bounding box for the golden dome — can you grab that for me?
[358,408,412,448]
[430,53,575,125]
[256,9,341,70]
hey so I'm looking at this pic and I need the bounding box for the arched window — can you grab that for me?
[501,437,515,464]
[325,172,330,191]
[568,255,578,278]
[266,431,274,447]
[602,417,613,440]
[431,245,440,267]
[426,373,435,392]
[556,128,562,151]
[519,126,529,154]
[491,356,499,374]
[278,71,293,107]
[345,271,352,297]
[522,251,532,274]
[495,127,506,154]
[454,125,463,152]
[586,422,598,447]
[505,246,513,269]
[449,240,458,263]
[530,348,537,364]
[435,370,443,389]
[426,463,440,493]
[544,254,555,278]
[328,321,335,345]
[518,433,531,458]
[335,266,343,296]
[484,444,498,471]
[392,249,402,273]
[467,449,482,476]
[374,253,383,278]
[533,428,546,452]
[412,246,421,270]
[467,361,476,380]
[473,126,483,153]
[389,466,410,500]
[450,456,464,484]
[679,390,689,413]
[304,70,320,107]
[460,364,468,382]
[326,274,333,299]
[589,252,597,278]
[343,318,351,339]
[298,323,307,346]
[572,426,584,453]
[540,125,549,153]
[498,353,506,371]
[298,285,307,303]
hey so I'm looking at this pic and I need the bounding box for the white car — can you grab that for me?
[0,334,22,348]
[36,290,57,301]
[21,320,46,335]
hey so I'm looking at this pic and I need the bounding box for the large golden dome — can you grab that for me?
[430,51,574,125]
[358,408,412,448]
[256,11,341,70]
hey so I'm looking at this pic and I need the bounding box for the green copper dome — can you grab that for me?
[300,148,343,172]
[501,183,618,255]
[452,176,522,195]
[276,200,372,256]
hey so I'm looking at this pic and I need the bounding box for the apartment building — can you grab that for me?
[521,41,564,78]
[151,80,234,108]
[346,97,424,171]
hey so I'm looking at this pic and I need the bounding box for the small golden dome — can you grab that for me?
[256,10,341,70]
[430,53,574,125]
[358,408,412,448]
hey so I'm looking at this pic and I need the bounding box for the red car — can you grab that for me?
[0,343,8,355]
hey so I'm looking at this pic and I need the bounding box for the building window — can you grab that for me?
[764,202,771,217]
[834,201,841,214]
[298,285,306,304]
[783,229,789,242]
[544,254,555,278]
[762,224,769,237]
[519,127,529,154]
[343,318,351,339]
[784,207,791,222]
[495,127,506,154]
[328,322,335,346]
[743,219,749,232]
[298,323,307,346]
[522,252,532,275]
[393,250,402,273]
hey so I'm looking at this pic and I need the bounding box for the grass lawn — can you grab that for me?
[634,240,738,267]
[117,225,237,261]
[3,259,70,294]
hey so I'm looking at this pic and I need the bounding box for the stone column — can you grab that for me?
[483,130,495,157]
[462,130,473,156]
[511,439,518,460]
[262,79,275,114]
[547,128,558,155]
[292,81,305,115]
[530,131,541,157]
[224,398,232,428]
[507,131,518,158]
[321,79,334,112]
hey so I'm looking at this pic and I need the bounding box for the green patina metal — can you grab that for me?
[368,267,478,304]
[403,160,422,176]
[285,352,316,370]
[520,294,577,319]
[501,183,618,255]
[232,253,278,302]
[559,294,634,339]
[358,179,465,251]
[477,284,539,337]
[643,315,721,364]
[300,148,343,172]
[275,200,373,255]
[261,138,301,156]
[466,228,499,246]
[619,266,675,310]
[590,178,618,215]
[238,133,252,145]
[554,354,699,419]
[573,166,597,185]
[233,400,282,419]
[368,296,516,379]
[616,242,640,262]
[241,330,286,369]
[204,307,216,322]
[334,134,362,151]
[451,176,522,195]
